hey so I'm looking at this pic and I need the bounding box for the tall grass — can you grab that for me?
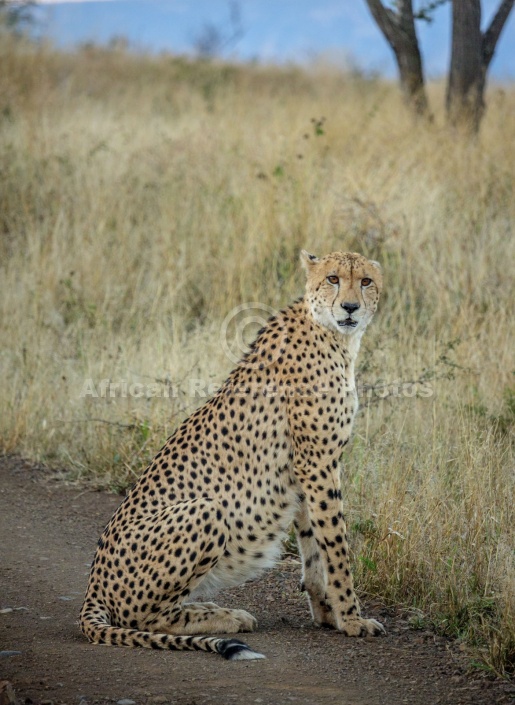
[1,40,514,675]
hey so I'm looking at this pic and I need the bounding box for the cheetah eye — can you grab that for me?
[327,275,339,285]
[361,278,372,287]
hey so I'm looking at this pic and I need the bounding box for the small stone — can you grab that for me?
[58,596,74,601]
[117,700,136,705]
[0,609,13,614]
[0,652,21,659]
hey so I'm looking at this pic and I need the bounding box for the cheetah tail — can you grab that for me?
[80,614,265,660]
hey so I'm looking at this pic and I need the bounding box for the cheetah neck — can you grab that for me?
[301,297,364,363]
[341,328,364,362]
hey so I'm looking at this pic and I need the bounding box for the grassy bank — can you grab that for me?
[1,40,514,675]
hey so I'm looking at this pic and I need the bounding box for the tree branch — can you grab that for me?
[364,0,402,48]
[365,0,423,53]
[414,0,450,22]
[482,0,514,68]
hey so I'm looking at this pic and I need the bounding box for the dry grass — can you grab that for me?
[1,39,514,676]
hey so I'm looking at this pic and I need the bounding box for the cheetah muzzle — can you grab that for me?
[80,250,386,659]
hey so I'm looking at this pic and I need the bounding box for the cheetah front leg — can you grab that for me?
[294,455,385,637]
[294,498,335,628]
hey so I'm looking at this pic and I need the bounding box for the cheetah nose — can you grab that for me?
[341,302,360,314]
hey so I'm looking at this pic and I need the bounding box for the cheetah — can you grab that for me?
[80,250,385,660]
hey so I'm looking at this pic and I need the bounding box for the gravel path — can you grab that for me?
[0,457,513,705]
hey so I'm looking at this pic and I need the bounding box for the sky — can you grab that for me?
[33,0,515,80]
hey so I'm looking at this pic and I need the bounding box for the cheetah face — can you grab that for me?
[300,250,382,337]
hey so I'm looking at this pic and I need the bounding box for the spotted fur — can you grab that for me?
[80,250,385,659]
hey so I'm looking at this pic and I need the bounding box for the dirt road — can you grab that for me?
[0,457,512,705]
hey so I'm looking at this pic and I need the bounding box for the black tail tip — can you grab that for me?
[217,638,265,661]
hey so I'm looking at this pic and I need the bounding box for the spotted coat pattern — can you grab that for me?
[80,251,385,659]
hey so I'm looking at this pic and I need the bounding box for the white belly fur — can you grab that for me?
[189,491,299,599]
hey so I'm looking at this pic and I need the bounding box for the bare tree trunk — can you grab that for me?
[447,0,484,130]
[364,0,429,116]
[446,0,514,132]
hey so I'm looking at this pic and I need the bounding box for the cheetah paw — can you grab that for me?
[231,609,258,632]
[339,617,386,637]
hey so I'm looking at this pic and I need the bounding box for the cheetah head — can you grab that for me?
[300,250,382,338]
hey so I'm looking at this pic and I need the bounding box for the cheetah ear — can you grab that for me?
[300,250,320,274]
[369,260,382,271]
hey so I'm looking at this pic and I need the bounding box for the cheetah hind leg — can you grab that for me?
[133,499,257,637]
[150,604,257,636]
[181,602,258,632]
